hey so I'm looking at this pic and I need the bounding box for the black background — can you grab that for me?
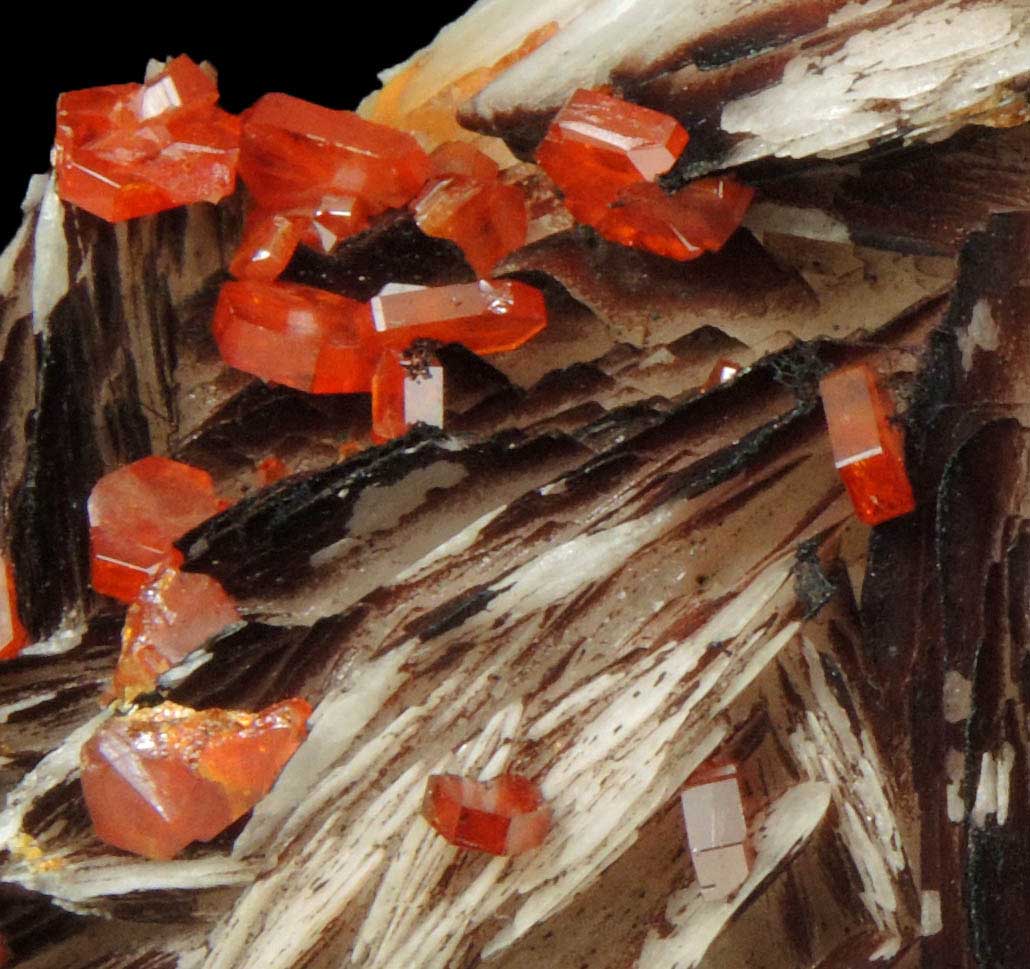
[0,4,477,243]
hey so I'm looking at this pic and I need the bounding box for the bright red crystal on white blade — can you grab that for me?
[681,763,753,901]
[422,774,551,855]
[54,56,240,222]
[88,457,223,603]
[81,699,311,859]
[0,556,28,661]
[372,347,445,442]
[703,358,743,391]
[110,565,239,703]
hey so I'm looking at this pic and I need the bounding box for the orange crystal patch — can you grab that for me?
[372,347,445,442]
[422,773,551,855]
[0,555,28,661]
[257,455,289,486]
[370,279,546,353]
[213,280,374,394]
[111,565,239,704]
[55,56,240,222]
[81,698,310,859]
[239,92,430,215]
[702,358,743,391]
[88,457,223,603]
[230,210,302,281]
[681,763,754,901]
[819,364,916,526]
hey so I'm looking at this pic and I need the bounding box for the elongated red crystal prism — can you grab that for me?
[422,773,550,855]
[81,698,310,859]
[239,93,430,215]
[110,565,239,704]
[212,280,374,394]
[372,347,445,442]
[55,56,240,222]
[681,763,754,901]
[370,279,546,353]
[819,364,916,525]
[0,556,28,661]
[88,457,223,602]
[230,210,302,281]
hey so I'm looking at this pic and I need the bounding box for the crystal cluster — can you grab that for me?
[681,763,753,901]
[54,56,239,222]
[421,773,551,855]
[80,699,310,859]
[0,555,28,661]
[536,88,754,260]
[819,364,916,525]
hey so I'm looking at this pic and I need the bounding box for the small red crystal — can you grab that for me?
[257,455,289,486]
[0,556,28,661]
[702,358,743,391]
[212,280,374,394]
[370,279,546,353]
[297,194,370,254]
[536,88,689,224]
[88,457,223,603]
[819,364,916,526]
[239,93,430,214]
[55,56,240,222]
[230,210,302,282]
[372,347,445,442]
[81,698,311,859]
[110,565,239,703]
[422,773,550,855]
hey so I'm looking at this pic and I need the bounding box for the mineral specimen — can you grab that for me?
[0,556,27,660]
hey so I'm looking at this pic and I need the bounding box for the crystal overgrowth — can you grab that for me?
[0,555,28,660]
[80,699,311,860]
[422,774,551,855]
[88,457,224,603]
[819,364,916,525]
[681,763,753,901]
[54,56,240,222]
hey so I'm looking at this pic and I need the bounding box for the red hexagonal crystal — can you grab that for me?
[239,93,430,215]
[298,194,370,254]
[55,56,240,222]
[88,457,224,603]
[370,279,546,353]
[81,698,311,859]
[230,210,302,282]
[422,773,551,855]
[212,280,375,394]
[536,88,689,225]
[110,565,239,704]
[702,358,744,391]
[819,363,916,526]
[0,556,28,661]
[372,346,445,442]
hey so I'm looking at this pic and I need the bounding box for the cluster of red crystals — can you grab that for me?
[819,364,916,526]
[412,142,528,276]
[81,698,311,859]
[702,358,743,391]
[228,93,429,281]
[110,565,239,704]
[536,88,753,260]
[372,346,445,442]
[681,763,754,901]
[422,773,551,855]
[0,555,28,661]
[55,56,240,222]
[88,456,224,602]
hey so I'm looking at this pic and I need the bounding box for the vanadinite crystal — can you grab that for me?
[229,210,302,282]
[88,457,224,603]
[370,279,546,353]
[0,555,28,661]
[213,280,374,393]
[110,566,239,704]
[81,698,311,859]
[422,773,551,856]
[702,358,743,391]
[372,346,445,442]
[819,363,916,526]
[681,763,753,901]
[54,55,240,222]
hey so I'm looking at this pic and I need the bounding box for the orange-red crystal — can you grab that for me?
[820,364,916,526]
[257,455,289,486]
[55,56,240,222]
[110,565,239,704]
[230,210,302,281]
[702,358,744,391]
[81,698,310,859]
[422,773,551,855]
[0,555,28,661]
[212,280,374,394]
[372,347,445,442]
[88,457,224,603]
